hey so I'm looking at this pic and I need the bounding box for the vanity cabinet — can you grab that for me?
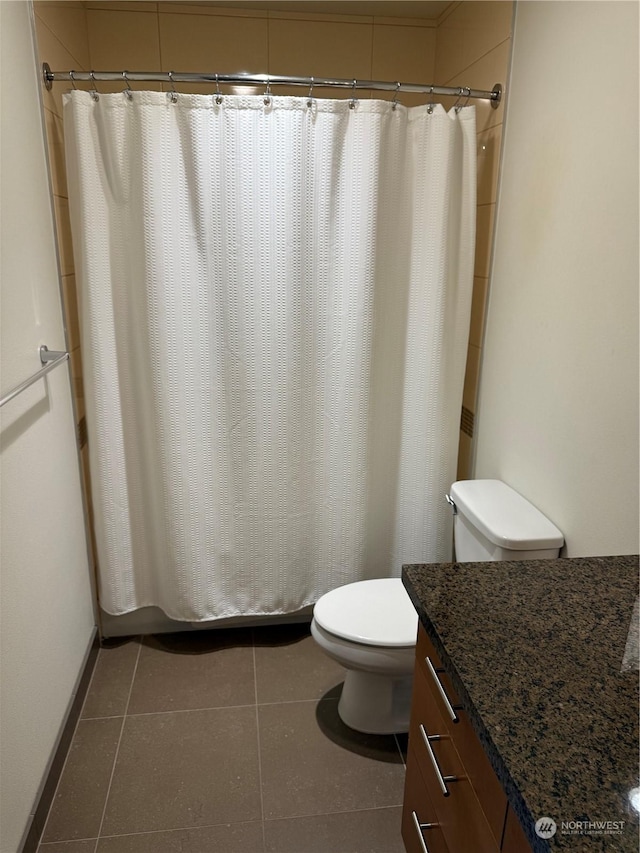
[402,625,533,853]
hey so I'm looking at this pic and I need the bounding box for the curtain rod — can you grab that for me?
[42,64,502,107]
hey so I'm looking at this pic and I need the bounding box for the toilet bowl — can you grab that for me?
[311,578,418,734]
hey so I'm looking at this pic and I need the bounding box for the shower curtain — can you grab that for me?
[63,90,476,622]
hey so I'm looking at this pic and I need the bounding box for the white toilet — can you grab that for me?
[311,578,418,734]
[311,479,564,735]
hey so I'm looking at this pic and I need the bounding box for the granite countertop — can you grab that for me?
[402,556,639,853]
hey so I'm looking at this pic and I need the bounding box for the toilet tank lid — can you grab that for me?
[450,480,564,550]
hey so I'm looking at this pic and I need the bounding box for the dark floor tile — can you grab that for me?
[82,639,140,719]
[96,822,264,853]
[258,700,405,820]
[38,842,97,853]
[101,707,261,836]
[127,630,255,714]
[42,718,123,843]
[264,806,404,852]
[254,624,346,704]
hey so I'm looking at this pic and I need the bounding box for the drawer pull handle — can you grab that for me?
[411,810,438,853]
[425,655,460,723]
[419,724,458,797]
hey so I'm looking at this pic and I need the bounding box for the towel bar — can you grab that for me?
[0,345,70,410]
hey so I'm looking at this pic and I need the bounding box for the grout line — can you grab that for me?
[95,817,263,842]
[155,4,163,76]
[93,639,142,847]
[437,0,461,28]
[265,802,405,823]
[441,35,511,90]
[369,14,374,99]
[81,694,345,721]
[393,733,407,768]
[266,12,270,78]
[252,640,267,852]
[90,804,404,843]
[478,119,504,134]
[106,701,257,718]
[257,694,342,707]
[251,630,259,709]
[34,14,88,76]
[123,637,143,716]
[267,9,372,26]
[80,712,134,721]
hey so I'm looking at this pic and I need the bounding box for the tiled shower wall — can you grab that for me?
[33,0,512,532]
[33,0,95,554]
[435,2,513,478]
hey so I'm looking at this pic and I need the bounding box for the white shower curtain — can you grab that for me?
[63,90,476,622]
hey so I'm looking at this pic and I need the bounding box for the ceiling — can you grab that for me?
[196,2,453,20]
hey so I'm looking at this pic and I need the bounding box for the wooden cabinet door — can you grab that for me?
[502,806,533,853]
[416,626,507,846]
[402,747,450,853]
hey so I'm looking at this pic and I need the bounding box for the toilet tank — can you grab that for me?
[448,480,564,562]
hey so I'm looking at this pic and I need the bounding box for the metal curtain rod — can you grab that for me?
[42,64,502,108]
[0,346,69,410]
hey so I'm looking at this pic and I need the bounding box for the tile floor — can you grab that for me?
[37,624,408,853]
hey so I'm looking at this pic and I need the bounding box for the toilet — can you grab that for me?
[311,479,564,735]
[311,578,418,734]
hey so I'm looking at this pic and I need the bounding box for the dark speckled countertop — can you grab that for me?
[402,556,639,853]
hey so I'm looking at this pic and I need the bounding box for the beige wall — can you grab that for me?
[473,1,639,556]
[0,2,95,851]
[433,1,513,478]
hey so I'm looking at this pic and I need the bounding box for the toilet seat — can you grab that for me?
[313,578,418,648]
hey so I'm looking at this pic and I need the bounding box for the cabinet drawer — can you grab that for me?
[416,626,507,845]
[402,747,450,853]
[409,671,499,853]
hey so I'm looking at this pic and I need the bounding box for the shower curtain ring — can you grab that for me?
[455,86,470,113]
[307,77,314,108]
[391,81,401,111]
[167,71,178,103]
[122,70,133,100]
[69,70,78,91]
[215,74,223,105]
[349,79,358,109]
[264,78,271,106]
[427,85,435,114]
[89,70,99,101]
